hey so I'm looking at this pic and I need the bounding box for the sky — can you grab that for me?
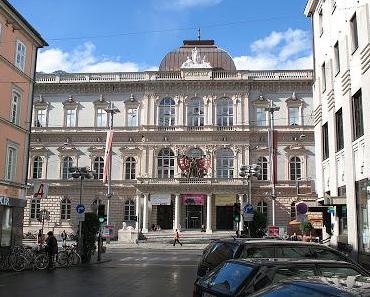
[9,0,313,73]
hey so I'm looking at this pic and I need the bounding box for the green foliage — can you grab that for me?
[81,212,100,263]
[249,211,267,238]
[300,221,313,234]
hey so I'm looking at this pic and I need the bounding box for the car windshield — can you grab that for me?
[204,242,237,266]
[318,266,362,278]
[202,262,253,295]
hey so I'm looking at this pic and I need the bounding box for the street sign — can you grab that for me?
[33,182,48,199]
[77,213,85,221]
[76,204,85,214]
[102,225,114,238]
[268,226,279,237]
[243,203,254,222]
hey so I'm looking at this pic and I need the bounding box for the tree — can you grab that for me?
[249,211,267,238]
[81,212,100,263]
[300,221,313,235]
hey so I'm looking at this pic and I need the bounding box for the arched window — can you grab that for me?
[257,201,268,214]
[187,98,204,127]
[124,199,136,221]
[290,201,296,220]
[187,148,204,158]
[62,156,73,179]
[216,148,234,178]
[157,148,175,178]
[159,98,175,126]
[125,157,136,180]
[290,156,302,181]
[216,98,233,127]
[30,199,41,219]
[32,156,43,179]
[257,157,268,181]
[61,197,71,220]
[94,157,104,180]
[91,199,104,213]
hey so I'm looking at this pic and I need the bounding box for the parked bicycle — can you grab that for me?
[56,244,81,267]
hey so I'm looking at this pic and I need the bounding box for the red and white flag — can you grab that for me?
[103,130,113,184]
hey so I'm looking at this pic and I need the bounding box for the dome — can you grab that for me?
[159,40,236,72]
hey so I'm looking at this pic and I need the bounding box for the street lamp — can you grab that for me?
[69,166,94,255]
[265,101,280,227]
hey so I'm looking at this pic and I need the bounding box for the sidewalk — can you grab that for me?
[106,241,208,250]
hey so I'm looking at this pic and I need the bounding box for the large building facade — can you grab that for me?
[0,0,47,247]
[305,0,370,264]
[23,39,316,237]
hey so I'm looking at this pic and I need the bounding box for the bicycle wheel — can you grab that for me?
[56,251,69,267]
[9,255,27,272]
[35,254,49,270]
[68,251,81,266]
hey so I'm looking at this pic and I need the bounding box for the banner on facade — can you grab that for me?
[151,194,171,206]
[33,182,48,199]
[215,194,235,206]
[181,194,205,205]
[103,130,113,184]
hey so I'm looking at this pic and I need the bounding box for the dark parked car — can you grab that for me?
[193,259,370,297]
[197,239,356,278]
[250,276,370,297]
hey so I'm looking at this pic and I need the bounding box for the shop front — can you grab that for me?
[215,194,236,230]
[151,194,173,229]
[356,179,370,254]
[181,194,205,229]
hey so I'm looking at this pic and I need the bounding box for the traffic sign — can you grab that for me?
[77,213,85,221]
[76,204,85,214]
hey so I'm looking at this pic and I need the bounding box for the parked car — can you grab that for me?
[197,239,356,278]
[250,276,370,297]
[193,259,370,297]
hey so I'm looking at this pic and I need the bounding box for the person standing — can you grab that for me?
[46,231,58,270]
[61,230,67,247]
[173,229,183,246]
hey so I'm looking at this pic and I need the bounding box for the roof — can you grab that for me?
[1,0,48,47]
[231,258,354,266]
[159,39,236,71]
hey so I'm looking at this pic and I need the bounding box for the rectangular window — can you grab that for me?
[321,63,326,92]
[35,109,47,127]
[96,108,107,127]
[10,90,20,125]
[256,108,266,126]
[1,207,13,247]
[352,90,364,140]
[66,109,76,127]
[322,123,329,160]
[356,179,369,253]
[15,40,26,71]
[5,146,17,181]
[288,107,300,126]
[334,42,340,75]
[350,13,359,53]
[335,108,344,151]
[319,9,324,36]
[127,108,138,127]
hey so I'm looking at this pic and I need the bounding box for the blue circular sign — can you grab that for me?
[76,204,85,214]
[243,204,254,214]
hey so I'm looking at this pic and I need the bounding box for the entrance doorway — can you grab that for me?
[186,205,203,229]
[157,205,173,229]
[216,206,234,230]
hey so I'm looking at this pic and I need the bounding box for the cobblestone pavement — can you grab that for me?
[0,248,202,297]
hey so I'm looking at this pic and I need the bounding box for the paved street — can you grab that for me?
[0,249,202,297]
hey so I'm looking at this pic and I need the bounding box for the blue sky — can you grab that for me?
[9,0,312,73]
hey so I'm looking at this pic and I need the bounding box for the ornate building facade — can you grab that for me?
[23,39,316,237]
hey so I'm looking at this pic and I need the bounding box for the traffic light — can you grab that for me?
[98,204,106,225]
[233,203,241,222]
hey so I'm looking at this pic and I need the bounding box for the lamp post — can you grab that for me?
[265,101,280,227]
[69,166,94,255]
[104,103,120,243]
[239,164,261,237]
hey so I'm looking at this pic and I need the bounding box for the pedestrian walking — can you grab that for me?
[45,231,58,270]
[61,230,67,247]
[173,229,182,246]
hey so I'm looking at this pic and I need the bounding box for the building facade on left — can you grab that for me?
[0,0,47,247]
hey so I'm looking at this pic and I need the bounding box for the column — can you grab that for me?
[174,194,180,230]
[206,194,212,234]
[135,194,140,230]
[142,193,149,233]
[238,194,244,232]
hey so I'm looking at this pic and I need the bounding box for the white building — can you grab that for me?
[305,0,370,265]
[23,39,316,237]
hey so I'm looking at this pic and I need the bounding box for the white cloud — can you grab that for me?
[234,28,313,70]
[163,0,222,9]
[36,42,156,73]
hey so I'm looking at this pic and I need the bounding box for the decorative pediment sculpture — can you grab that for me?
[177,154,211,178]
[181,47,212,69]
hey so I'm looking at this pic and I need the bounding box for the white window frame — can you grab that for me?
[5,145,17,181]
[288,107,300,126]
[65,108,77,127]
[157,148,175,178]
[125,157,136,180]
[62,156,74,179]
[257,201,268,214]
[127,108,138,127]
[187,98,204,127]
[15,40,26,71]
[93,157,104,180]
[216,149,234,178]
[10,89,21,125]
[256,107,267,127]
[32,156,43,179]
[61,197,71,220]
[216,98,233,127]
[35,109,47,127]
[124,200,136,221]
[30,199,41,219]
[96,108,107,127]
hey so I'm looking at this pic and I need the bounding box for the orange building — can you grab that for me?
[0,0,47,247]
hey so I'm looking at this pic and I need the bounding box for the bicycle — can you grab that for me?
[7,245,48,272]
[56,244,81,267]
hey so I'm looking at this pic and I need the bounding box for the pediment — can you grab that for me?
[285,92,303,106]
[252,95,270,106]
